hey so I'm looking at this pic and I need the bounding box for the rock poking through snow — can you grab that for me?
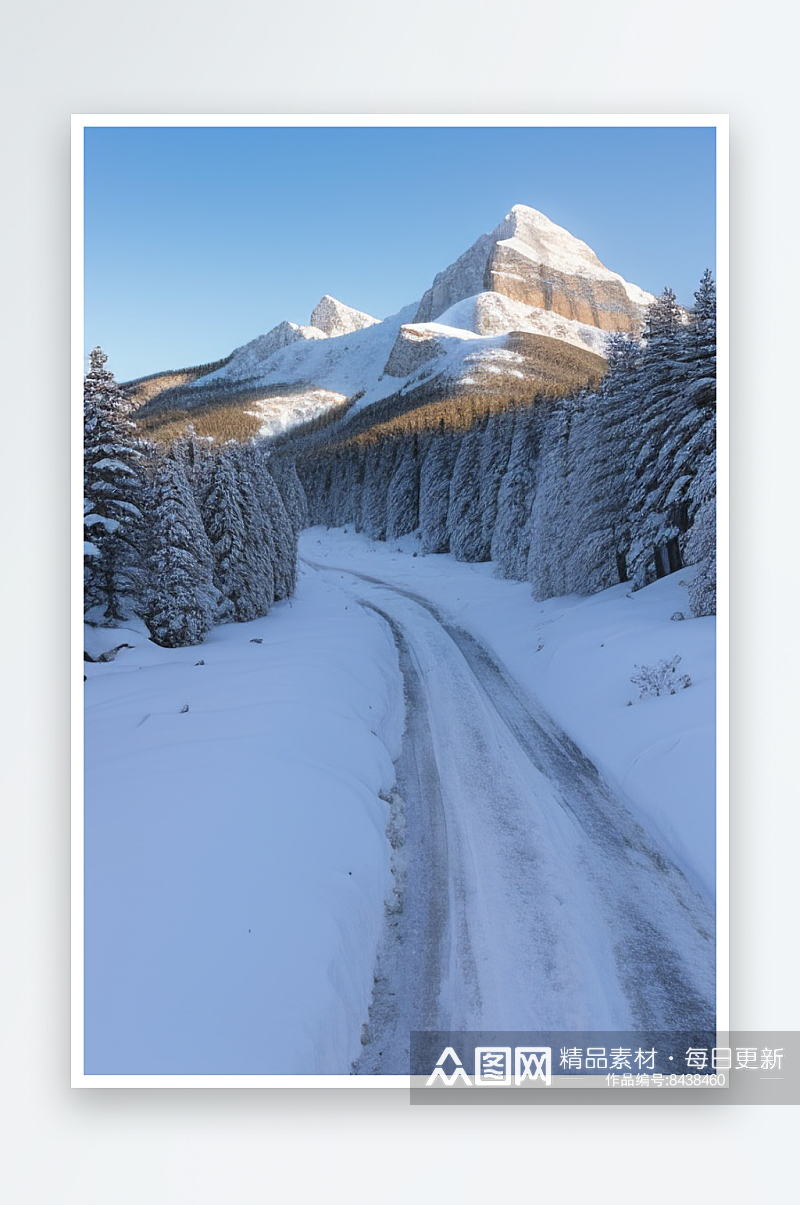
[310,295,380,338]
[415,204,653,333]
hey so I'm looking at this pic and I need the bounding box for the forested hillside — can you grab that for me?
[295,275,717,617]
[84,347,307,647]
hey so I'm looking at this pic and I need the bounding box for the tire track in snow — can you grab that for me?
[302,558,715,1071]
[353,601,480,1074]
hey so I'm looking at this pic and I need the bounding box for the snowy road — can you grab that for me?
[304,558,716,1075]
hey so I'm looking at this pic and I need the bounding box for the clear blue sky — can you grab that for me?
[84,125,716,382]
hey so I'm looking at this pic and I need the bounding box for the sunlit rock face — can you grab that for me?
[382,323,456,378]
[310,295,379,338]
[414,204,653,334]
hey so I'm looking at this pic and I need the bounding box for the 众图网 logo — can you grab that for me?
[426,1047,552,1087]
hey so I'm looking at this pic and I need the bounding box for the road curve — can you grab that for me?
[303,559,716,1075]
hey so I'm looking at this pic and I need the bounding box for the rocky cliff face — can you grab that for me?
[412,234,497,325]
[136,204,657,438]
[435,292,610,357]
[225,320,327,377]
[310,295,379,337]
[382,323,469,378]
[413,204,652,335]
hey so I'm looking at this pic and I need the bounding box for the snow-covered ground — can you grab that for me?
[84,569,404,1074]
[306,528,716,898]
[84,527,715,1075]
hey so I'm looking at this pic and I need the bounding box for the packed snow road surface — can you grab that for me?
[303,558,715,1075]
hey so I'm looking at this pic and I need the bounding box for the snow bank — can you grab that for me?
[83,568,404,1074]
[84,527,715,1074]
[303,528,716,899]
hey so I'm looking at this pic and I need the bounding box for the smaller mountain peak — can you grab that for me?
[310,296,379,338]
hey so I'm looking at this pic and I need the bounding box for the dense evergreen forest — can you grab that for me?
[84,272,716,648]
[295,275,717,617]
[83,347,307,647]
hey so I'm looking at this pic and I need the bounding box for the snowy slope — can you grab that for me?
[172,204,653,437]
[304,528,716,899]
[198,302,416,390]
[195,301,536,427]
[84,572,404,1074]
[436,292,612,356]
[85,527,715,1075]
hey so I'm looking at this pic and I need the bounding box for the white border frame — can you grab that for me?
[72,113,728,1088]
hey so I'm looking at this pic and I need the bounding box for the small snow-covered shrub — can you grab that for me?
[630,655,691,700]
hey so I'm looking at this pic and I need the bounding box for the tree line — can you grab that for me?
[296,272,717,617]
[84,348,307,647]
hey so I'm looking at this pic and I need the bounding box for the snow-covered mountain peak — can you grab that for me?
[493,204,606,276]
[310,295,380,338]
[414,202,654,328]
[146,206,654,438]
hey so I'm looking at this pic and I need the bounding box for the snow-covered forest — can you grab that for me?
[84,347,308,647]
[297,274,717,619]
[83,255,717,1075]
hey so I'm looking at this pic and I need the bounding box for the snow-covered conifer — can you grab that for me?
[447,424,487,562]
[386,435,420,540]
[526,401,574,598]
[604,330,640,374]
[328,446,360,529]
[84,347,144,621]
[242,445,297,600]
[491,407,539,579]
[300,454,332,526]
[200,452,253,622]
[268,454,309,535]
[478,410,515,559]
[142,457,216,647]
[624,319,716,591]
[359,440,396,540]
[418,431,459,554]
[232,448,276,616]
[692,269,716,326]
[682,417,716,617]
[644,286,682,340]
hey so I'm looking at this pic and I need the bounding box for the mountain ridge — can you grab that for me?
[130,204,655,441]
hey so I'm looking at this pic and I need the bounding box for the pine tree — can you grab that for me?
[328,446,359,529]
[386,435,420,540]
[242,445,297,601]
[447,424,487,561]
[621,291,716,594]
[418,430,459,554]
[644,286,682,340]
[604,330,640,373]
[491,407,539,579]
[268,454,309,536]
[478,410,515,559]
[232,448,276,617]
[682,426,716,617]
[359,440,396,540]
[300,454,332,527]
[83,347,144,622]
[692,269,716,325]
[526,400,573,598]
[142,457,217,647]
[200,452,252,623]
